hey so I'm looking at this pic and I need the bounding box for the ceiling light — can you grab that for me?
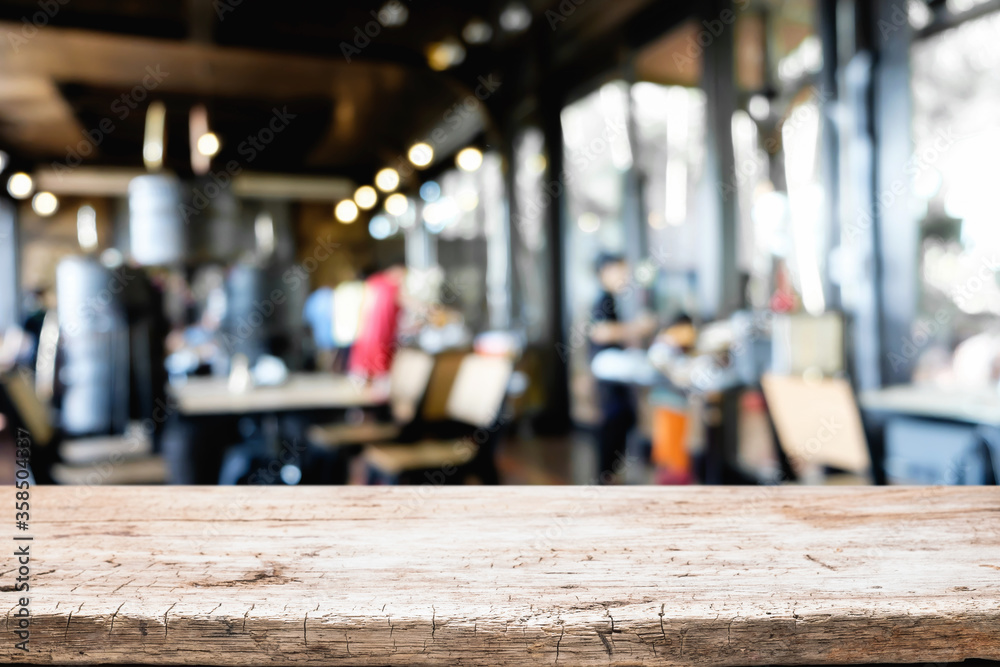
[419,181,441,202]
[189,104,212,175]
[408,142,434,168]
[462,18,493,44]
[77,205,98,251]
[426,38,466,71]
[385,193,409,216]
[456,147,484,172]
[32,191,58,217]
[369,215,393,240]
[100,247,123,268]
[577,212,600,234]
[335,199,359,223]
[7,172,33,199]
[500,2,532,33]
[143,101,166,171]
[375,168,400,192]
[377,1,408,27]
[422,197,459,233]
[354,185,378,209]
[196,132,221,157]
[748,95,770,121]
[143,142,163,165]
[255,211,275,256]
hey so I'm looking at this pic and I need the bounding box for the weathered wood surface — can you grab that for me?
[5,486,1000,665]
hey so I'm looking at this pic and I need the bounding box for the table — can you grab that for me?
[164,373,388,483]
[859,384,1000,427]
[859,385,1000,484]
[169,373,388,416]
[8,486,1000,665]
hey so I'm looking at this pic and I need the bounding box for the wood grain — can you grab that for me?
[4,486,1000,665]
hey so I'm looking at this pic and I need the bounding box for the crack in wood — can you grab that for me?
[805,554,837,571]
[110,579,134,595]
[241,604,254,633]
[163,603,176,638]
[556,622,565,662]
[109,602,126,636]
[596,629,613,657]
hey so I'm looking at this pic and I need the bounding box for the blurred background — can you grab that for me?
[1,0,998,488]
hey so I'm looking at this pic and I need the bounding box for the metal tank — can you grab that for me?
[55,255,130,436]
[129,174,186,266]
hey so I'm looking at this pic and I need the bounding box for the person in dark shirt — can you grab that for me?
[588,253,656,482]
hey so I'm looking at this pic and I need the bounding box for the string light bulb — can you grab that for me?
[456,147,483,172]
[7,172,32,199]
[354,185,378,209]
[335,199,359,223]
[408,142,434,168]
[375,168,400,192]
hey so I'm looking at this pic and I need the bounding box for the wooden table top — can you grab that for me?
[169,373,388,416]
[7,486,1000,665]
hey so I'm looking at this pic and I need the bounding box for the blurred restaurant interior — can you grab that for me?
[1,0,999,488]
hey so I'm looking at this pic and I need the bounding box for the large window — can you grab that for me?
[910,8,1000,385]
[561,80,707,423]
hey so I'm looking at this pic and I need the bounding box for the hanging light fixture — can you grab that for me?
[196,132,221,157]
[408,142,434,168]
[189,104,213,175]
[456,147,484,172]
[77,205,98,251]
[7,172,33,199]
[462,18,493,44]
[335,200,359,223]
[375,168,400,192]
[354,185,378,209]
[385,193,409,216]
[32,192,59,217]
[426,38,466,70]
[143,101,166,171]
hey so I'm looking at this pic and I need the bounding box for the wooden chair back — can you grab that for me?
[444,354,514,429]
[387,348,435,424]
[761,372,871,476]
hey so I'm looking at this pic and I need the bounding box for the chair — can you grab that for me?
[761,373,872,481]
[765,372,1000,486]
[362,353,514,484]
[307,348,435,448]
[1,369,57,482]
[1,369,166,485]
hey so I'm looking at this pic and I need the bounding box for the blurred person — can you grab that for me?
[769,260,799,313]
[17,286,52,370]
[302,285,336,370]
[588,252,657,482]
[331,274,367,370]
[120,264,169,430]
[952,330,1000,391]
[656,313,697,353]
[165,281,226,377]
[348,259,408,380]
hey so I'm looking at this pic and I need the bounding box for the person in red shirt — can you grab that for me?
[348,261,407,379]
